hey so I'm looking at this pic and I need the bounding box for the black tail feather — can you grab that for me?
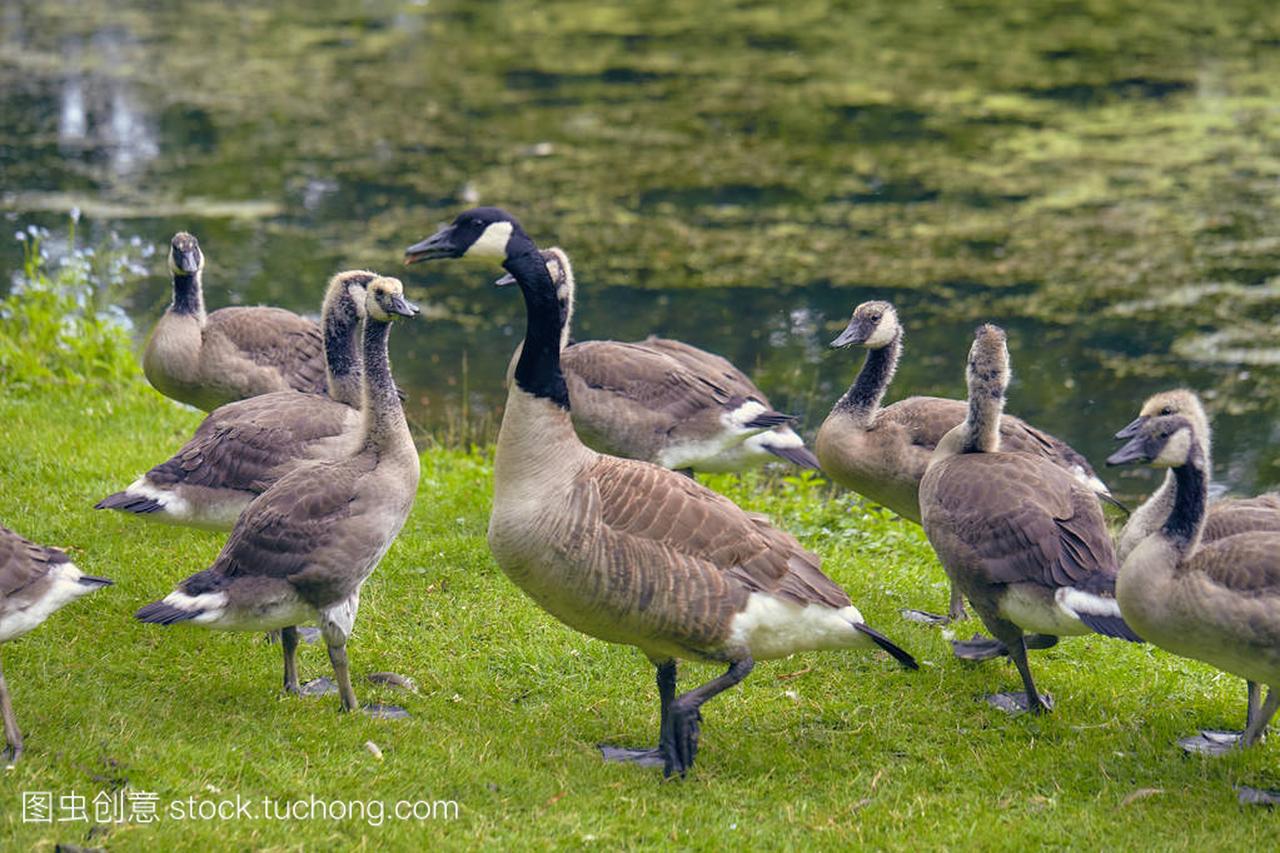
[77,575,113,588]
[1099,492,1131,516]
[764,444,823,470]
[135,601,199,625]
[855,623,919,670]
[743,410,797,429]
[1077,612,1144,643]
[95,491,164,514]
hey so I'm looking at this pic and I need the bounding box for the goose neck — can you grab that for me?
[1161,457,1207,555]
[359,318,409,452]
[833,332,900,427]
[506,241,570,409]
[324,294,363,406]
[171,272,205,319]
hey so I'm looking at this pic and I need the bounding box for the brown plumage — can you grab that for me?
[0,525,111,763]
[406,207,915,778]
[98,271,377,529]
[817,301,1112,621]
[919,325,1139,715]
[503,248,819,473]
[135,277,421,714]
[143,232,328,411]
[1109,415,1280,751]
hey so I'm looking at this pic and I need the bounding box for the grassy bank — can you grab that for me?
[1,255,1278,848]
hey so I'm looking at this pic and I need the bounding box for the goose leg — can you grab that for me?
[947,584,968,622]
[986,634,1053,715]
[599,659,677,768]
[1178,680,1268,756]
[1240,687,1279,748]
[0,656,22,765]
[282,626,301,695]
[327,643,358,712]
[661,656,754,778]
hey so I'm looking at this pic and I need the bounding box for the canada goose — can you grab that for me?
[405,207,916,777]
[918,324,1141,714]
[0,524,111,763]
[497,248,820,473]
[135,277,421,715]
[1108,415,1280,754]
[1114,389,1280,561]
[143,232,329,411]
[816,301,1117,623]
[97,271,378,529]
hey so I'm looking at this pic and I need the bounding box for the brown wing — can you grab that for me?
[564,341,752,421]
[924,453,1118,590]
[0,525,67,599]
[639,337,770,404]
[205,307,327,394]
[573,457,850,610]
[145,392,357,492]
[1190,532,1280,596]
[189,456,379,607]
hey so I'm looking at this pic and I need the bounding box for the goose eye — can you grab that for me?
[1160,407,1172,415]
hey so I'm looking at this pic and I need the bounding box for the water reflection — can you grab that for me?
[0,0,1277,495]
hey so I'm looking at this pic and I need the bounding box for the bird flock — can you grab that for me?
[1,207,1277,787]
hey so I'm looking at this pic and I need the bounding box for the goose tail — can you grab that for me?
[854,623,919,670]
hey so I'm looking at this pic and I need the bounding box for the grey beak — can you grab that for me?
[1114,416,1146,440]
[404,226,458,265]
[389,294,421,317]
[830,320,866,348]
[1106,434,1150,467]
[177,251,200,273]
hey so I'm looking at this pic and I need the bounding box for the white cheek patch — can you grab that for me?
[863,313,899,349]
[1154,429,1193,467]
[464,221,514,259]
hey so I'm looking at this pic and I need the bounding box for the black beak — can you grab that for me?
[176,251,200,273]
[830,319,866,348]
[389,295,420,317]
[1114,416,1146,440]
[493,271,517,288]
[1106,434,1150,467]
[404,226,459,265]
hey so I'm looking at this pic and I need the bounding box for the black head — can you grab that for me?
[1107,414,1198,468]
[830,300,899,349]
[168,232,203,275]
[404,207,525,265]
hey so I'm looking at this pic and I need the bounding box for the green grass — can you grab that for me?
[0,253,1277,847]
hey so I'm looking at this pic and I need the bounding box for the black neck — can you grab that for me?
[833,332,900,425]
[962,384,1003,453]
[506,236,570,409]
[324,296,361,387]
[1163,455,1208,551]
[360,318,405,449]
[171,272,204,316]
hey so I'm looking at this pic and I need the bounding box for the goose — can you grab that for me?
[135,277,421,715]
[143,232,329,411]
[816,300,1118,624]
[1113,389,1280,749]
[97,270,377,530]
[0,524,111,763]
[918,324,1141,714]
[1107,415,1280,755]
[497,248,820,474]
[404,207,916,777]
[1114,389,1280,561]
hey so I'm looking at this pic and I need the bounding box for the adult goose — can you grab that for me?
[405,207,916,778]
[143,232,329,411]
[497,248,819,473]
[135,277,420,715]
[0,524,111,763]
[816,300,1117,623]
[918,324,1141,714]
[97,271,376,530]
[1109,411,1280,755]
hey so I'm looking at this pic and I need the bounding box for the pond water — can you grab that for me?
[2,0,1278,495]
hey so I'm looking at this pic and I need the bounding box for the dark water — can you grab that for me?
[2,0,1278,494]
